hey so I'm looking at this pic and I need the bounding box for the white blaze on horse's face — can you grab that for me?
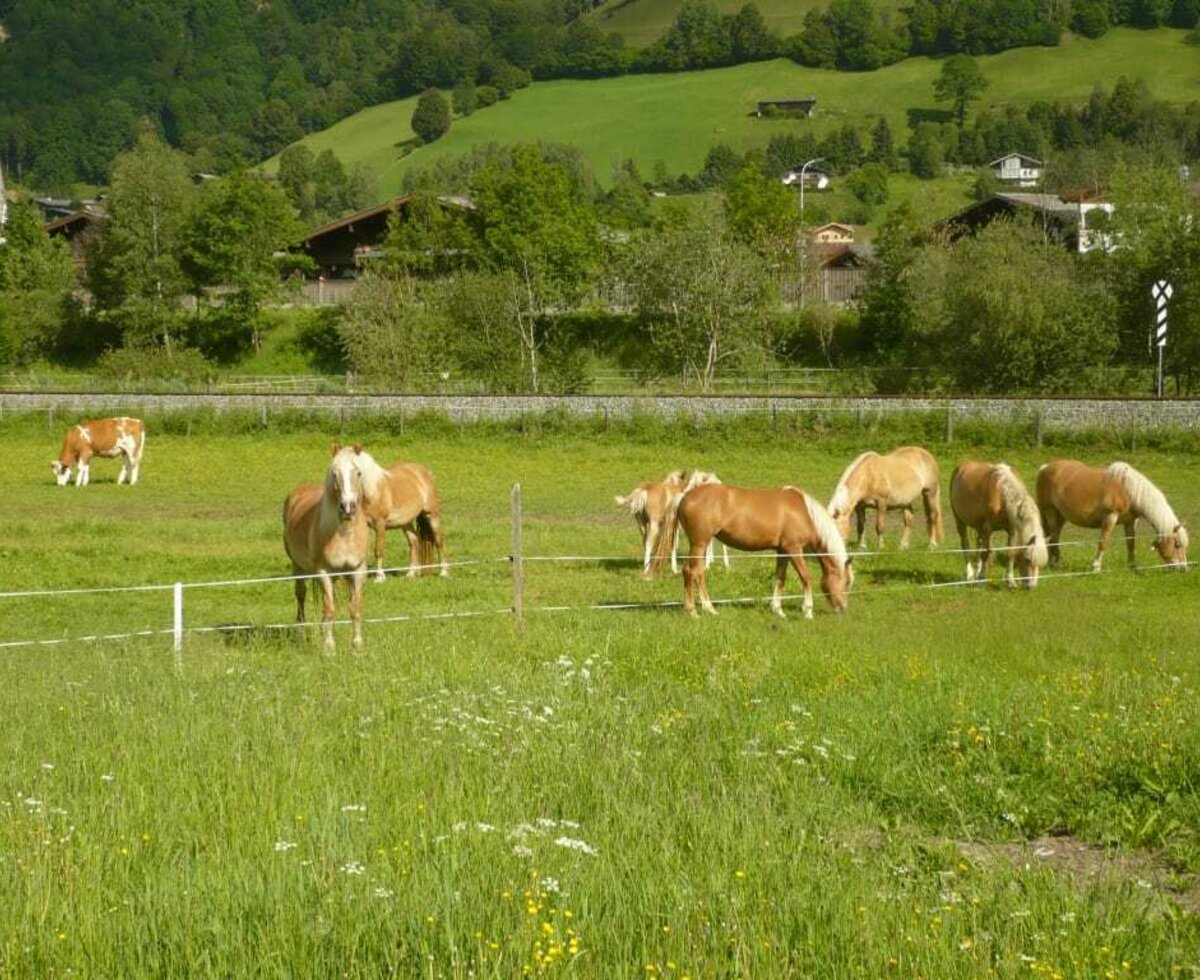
[51,461,71,486]
[332,454,360,520]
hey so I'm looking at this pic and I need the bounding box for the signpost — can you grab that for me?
[1152,280,1172,398]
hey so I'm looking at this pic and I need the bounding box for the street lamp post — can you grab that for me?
[798,157,824,306]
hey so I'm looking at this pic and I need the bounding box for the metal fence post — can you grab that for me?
[945,406,954,444]
[1034,410,1044,449]
[173,582,184,669]
[511,483,524,630]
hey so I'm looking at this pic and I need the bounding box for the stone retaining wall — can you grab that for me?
[2,392,1199,430]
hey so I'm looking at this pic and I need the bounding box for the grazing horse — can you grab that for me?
[365,461,449,582]
[51,417,145,486]
[950,462,1048,588]
[283,443,384,651]
[827,446,943,549]
[616,470,727,577]
[673,483,853,619]
[1037,460,1188,571]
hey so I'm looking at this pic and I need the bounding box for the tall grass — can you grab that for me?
[1,423,1198,976]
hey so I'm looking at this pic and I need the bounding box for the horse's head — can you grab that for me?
[821,556,854,612]
[1153,523,1189,569]
[50,461,71,486]
[1014,533,1048,589]
[329,442,366,520]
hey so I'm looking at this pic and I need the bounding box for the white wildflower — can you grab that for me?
[373,887,395,899]
[100,774,115,783]
[554,836,599,857]
[341,804,366,813]
[476,822,497,833]
[540,876,561,894]
[340,861,366,875]
[512,845,534,858]
[274,841,297,852]
[39,763,54,772]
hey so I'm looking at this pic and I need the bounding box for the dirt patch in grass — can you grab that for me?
[955,835,1200,914]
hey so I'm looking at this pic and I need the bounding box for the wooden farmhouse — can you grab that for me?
[291,194,475,280]
[938,192,1115,254]
[755,98,817,118]
[989,152,1043,187]
[45,204,107,273]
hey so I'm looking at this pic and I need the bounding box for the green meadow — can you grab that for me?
[264,29,1196,195]
[0,410,1198,976]
[587,0,902,48]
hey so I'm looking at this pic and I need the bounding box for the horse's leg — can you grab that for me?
[788,550,814,620]
[428,513,450,577]
[955,516,973,580]
[292,569,307,642]
[1122,514,1138,569]
[686,538,717,616]
[643,519,659,578]
[1093,512,1119,572]
[1042,506,1064,567]
[682,544,701,617]
[874,499,888,549]
[900,508,914,550]
[770,553,789,618]
[721,544,730,569]
[978,528,994,584]
[854,502,867,549]
[350,566,366,649]
[76,448,91,487]
[924,485,943,547]
[704,540,715,570]
[319,571,337,652]
[1004,531,1016,589]
[404,525,421,578]
[373,517,388,583]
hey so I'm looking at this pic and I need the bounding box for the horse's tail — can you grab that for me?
[414,512,437,575]
[615,487,648,517]
[651,489,685,574]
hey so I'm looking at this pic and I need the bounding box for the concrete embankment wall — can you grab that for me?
[2,393,1199,431]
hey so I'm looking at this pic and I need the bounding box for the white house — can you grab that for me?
[989,152,1043,187]
[781,168,829,190]
[811,222,855,245]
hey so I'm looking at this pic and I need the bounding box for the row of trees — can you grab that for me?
[0,131,303,370]
[7,0,1199,188]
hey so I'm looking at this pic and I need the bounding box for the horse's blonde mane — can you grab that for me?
[829,451,877,515]
[1108,462,1187,546]
[796,489,848,567]
[330,447,387,502]
[684,470,722,491]
[995,464,1048,566]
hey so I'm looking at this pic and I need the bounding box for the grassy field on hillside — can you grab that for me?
[264,28,1195,199]
[587,0,902,48]
[1,412,1199,975]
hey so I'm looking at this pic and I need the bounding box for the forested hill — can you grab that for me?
[3,0,1199,189]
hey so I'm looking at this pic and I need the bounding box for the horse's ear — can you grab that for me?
[352,443,363,455]
[331,441,341,456]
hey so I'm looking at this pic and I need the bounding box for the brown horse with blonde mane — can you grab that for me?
[1036,460,1188,571]
[827,446,943,549]
[671,483,853,619]
[283,443,386,650]
[365,461,449,582]
[950,462,1048,588]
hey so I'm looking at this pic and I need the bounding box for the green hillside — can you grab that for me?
[265,29,1196,201]
[587,0,901,48]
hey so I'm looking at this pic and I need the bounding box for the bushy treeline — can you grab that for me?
[5,0,1198,188]
[8,135,1200,396]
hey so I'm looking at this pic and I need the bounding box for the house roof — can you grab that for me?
[988,152,1043,168]
[813,222,855,235]
[297,195,414,248]
[44,204,107,237]
[815,243,876,268]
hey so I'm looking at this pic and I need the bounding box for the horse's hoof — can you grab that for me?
[439,569,450,578]
[770,605,786,619]
[703,606,718,617]
[373,573,386,584]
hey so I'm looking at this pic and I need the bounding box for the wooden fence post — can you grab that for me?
[511,482,524,630]
[173,582,184,670]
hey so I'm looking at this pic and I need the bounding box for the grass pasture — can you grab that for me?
[1,412,1199,976]
[263,29,1196,196]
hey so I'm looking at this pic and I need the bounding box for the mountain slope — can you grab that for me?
[264,29,1197,196]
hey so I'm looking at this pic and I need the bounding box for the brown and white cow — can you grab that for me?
[51,417,145,487]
